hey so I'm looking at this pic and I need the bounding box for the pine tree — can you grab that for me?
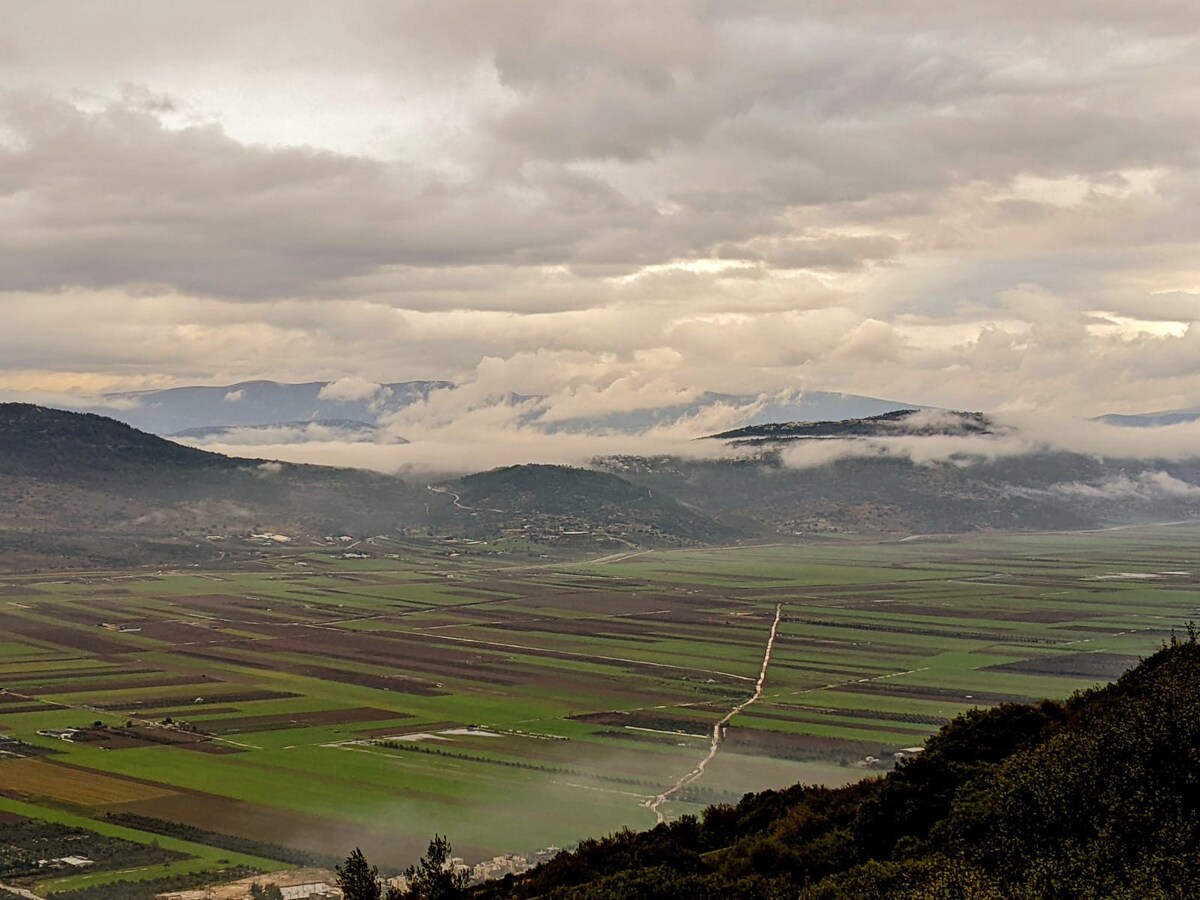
[402,835,469,900]
[337,847,383,900]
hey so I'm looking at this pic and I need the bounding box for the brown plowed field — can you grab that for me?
[987,652,1140,678]
[0,758,177,805]
[196,707,407,734]
[0,615,133,653]
[95,689,300,710]
[25,673,218,695]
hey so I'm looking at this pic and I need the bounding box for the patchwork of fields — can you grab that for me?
[2,525,1199,894]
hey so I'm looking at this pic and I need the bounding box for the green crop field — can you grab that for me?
[2,525,1199,892]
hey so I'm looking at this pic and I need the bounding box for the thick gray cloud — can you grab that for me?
[0,92,672,297]
[2,0,1200,432]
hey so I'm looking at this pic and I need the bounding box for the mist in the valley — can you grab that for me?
[268,740,714,873]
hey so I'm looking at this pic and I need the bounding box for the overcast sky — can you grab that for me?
[3,0,1199,422]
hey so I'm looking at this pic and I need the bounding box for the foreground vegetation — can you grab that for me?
[456,632,1200,898]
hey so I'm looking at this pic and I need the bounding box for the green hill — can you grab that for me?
[445,464,738,545]
[472,632,1200,899]
[0,402,229,478]
[0,404,445,566]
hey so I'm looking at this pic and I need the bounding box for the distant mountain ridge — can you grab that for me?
[87,380,451,435]
[75,380,924,439]
[536,391,924,434]
[1097,406,1200,428]
[603,406,1200,535]
[710,409,990,444]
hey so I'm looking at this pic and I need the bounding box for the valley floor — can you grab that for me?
[2,525,1199,895]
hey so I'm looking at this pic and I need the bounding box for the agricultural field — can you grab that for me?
[1,524,1199,894]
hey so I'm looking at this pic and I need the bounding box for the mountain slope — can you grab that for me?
[598,409,1200,534]
[0,406,740,567]
[1098,407,1200,428]
[474,633,1200,899]
[602,453,1110,534]
[0,404,446,566]
[0,403,237,478]
[443,464,738,545]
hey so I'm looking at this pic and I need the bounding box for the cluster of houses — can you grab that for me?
[471,847,561,882]
[381,846,563,893]
[470,853,527,881]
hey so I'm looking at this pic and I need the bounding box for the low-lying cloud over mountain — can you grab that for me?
[1052,471,1200,501]
[57,379,921,472]
[60,377,1197,478]
[5,403,1200,571]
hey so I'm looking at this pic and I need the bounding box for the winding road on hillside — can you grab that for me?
[426,484,505,513]
[645,603,783,823]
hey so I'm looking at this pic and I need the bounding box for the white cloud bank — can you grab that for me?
[1052,471,1200,501]
[779,415,1200,472]
[168,399,1200,478]
[317,377,391,404]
